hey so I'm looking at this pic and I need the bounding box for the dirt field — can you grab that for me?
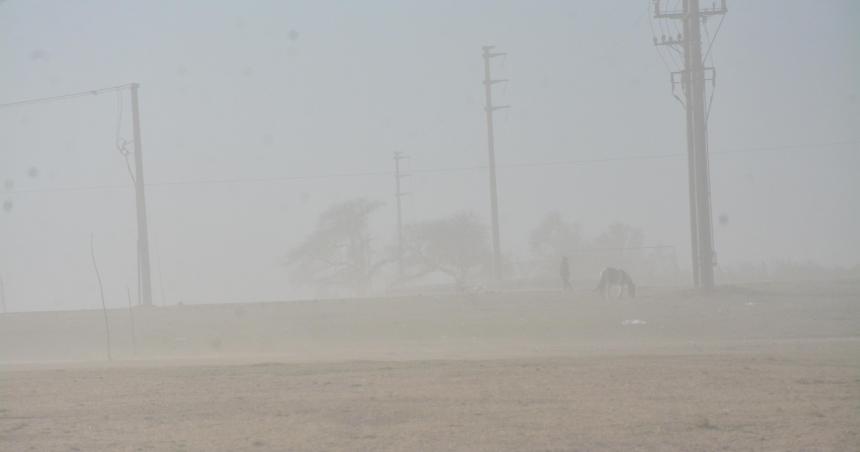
[2,281,859,451]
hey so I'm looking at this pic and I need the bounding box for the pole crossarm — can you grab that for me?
[654,9,726,20]
[481,46,506,59]
[483,79,509,86]
[654,0,727,20]
[655,38,685,47]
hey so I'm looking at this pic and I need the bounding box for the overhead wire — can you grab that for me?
[702,11,726,123]
[0,84,134,109]
[6,140,856,196]
[649,1,681,74]
[702,12,726,62]
[662,1,685,66]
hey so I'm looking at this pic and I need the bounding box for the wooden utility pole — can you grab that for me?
[482,45,509,284]
[0,83,156,303]
[130,83,154,306]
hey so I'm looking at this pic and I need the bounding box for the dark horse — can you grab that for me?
[596,267,636,299]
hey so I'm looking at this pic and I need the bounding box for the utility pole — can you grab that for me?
[0,83,155,305]
[130,83,154,306]
[654,0,726,291]
[393,152,408,279]
[0,273,6,314]
[482,45,509,284]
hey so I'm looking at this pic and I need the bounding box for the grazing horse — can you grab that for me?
[596,267,636,299]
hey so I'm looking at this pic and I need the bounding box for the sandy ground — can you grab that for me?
[1,281,859,451]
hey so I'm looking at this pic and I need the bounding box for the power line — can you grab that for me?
[0,84,134,109]
[702,13,727,62]
[0,83,155,306]
[5,140,854,196]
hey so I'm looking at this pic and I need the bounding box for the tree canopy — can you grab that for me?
[403,212,490,289]
[286,198,387,295]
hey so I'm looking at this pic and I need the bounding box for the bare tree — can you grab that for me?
[287,198,389,295]
[403,212,490,290]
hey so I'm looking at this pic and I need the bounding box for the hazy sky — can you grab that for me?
[1,0,858,311]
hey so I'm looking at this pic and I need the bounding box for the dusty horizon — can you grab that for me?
[1,1,857,311]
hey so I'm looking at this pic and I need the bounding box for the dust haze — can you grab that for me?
[1,1,858,451]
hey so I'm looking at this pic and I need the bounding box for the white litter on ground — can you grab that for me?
[621,319,647,326]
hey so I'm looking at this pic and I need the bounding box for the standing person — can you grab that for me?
[560,257,572,291]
